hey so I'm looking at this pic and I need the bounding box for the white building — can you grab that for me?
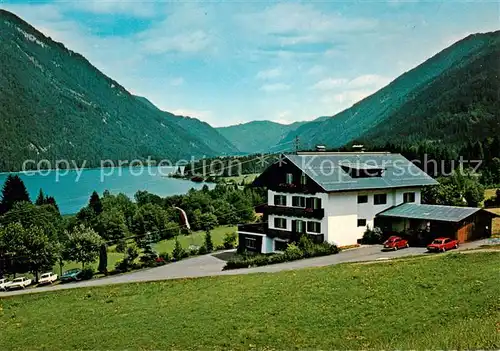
[237,152,439,253]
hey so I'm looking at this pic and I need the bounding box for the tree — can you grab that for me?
[0,175,31,214]
[97,244,108,274]
[204,230,214,253]
[0,223,57,280]
[172,238,185,261]
[35,189,45,206]
[200,212,218,231]
[63,224,103,269]
[2,202,63,241]
[95,208,128,241]
[89,191,103,215]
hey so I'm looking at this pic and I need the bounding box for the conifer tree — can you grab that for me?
[0,175,31,214]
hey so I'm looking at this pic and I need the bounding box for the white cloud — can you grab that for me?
[348,74,391,89]
[260,83,291,92]
[311,74,391,91]
[169,77,185,86]
[238,3,378,46]
[311,78,348,91]
[256,67,282,80]
[140,30,212,54]
[69,1,159,18]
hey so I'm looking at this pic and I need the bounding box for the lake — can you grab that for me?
[0,167,212,215]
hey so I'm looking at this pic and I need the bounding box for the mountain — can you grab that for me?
[281,31,500,150]
[135,96,238,155]
[360,33,500,151]
[0,10,226,171]
[217,120,307,154]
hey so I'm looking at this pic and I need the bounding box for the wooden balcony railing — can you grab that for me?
[266,205,325,219]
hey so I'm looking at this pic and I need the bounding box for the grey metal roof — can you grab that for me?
[285,153,438,192]
[377,203,482,222]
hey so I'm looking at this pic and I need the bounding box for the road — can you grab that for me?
[0,239,491,297]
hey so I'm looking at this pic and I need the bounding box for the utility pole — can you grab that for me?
[294,135,300,154]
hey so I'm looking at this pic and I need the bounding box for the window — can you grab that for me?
[307,221,321,233]
[274,195,287,206]
[293,220,306,233]
[274,240,288,251]
[286,173,293,184]
[300,173,307,185]
[292,196,306,207]
[403,192,416,203]
[374,194,387,205]
[357,195,368,204]
[357,219,367,227]
[245,237,256,249]
[274,217,287,229]
[305,197,322,209]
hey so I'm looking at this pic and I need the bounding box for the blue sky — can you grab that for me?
[1,1,498,127]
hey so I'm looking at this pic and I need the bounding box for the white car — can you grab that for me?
[6,277,32,290]
[0,278,10,291]
[38,272,58,285]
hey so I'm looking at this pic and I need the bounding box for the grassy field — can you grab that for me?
[1,252,499,350]
[485,188,498,200]
[154,225,237,253]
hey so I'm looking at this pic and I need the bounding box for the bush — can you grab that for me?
[223,241,340,270]
[80,267,94,280]
[197,245,208,255]
[158,252,170,262]
[115,258,130,272]
[284,244,303,260]
[115,239,127,253]
[223,231,237,249]
[362,226,383,244]
[204,230,214,253]
[172,238,187,261]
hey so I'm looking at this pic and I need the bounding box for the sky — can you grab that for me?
[0,1,498,127]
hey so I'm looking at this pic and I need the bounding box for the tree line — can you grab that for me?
[0,174,265,279]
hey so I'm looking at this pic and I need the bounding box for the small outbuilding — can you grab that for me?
[375,203,498,244]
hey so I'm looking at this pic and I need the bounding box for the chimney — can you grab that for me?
[316,145,326,152]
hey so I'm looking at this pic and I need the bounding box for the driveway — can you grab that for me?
[0,239,492,297]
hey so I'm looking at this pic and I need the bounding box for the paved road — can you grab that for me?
[1,239,492,297]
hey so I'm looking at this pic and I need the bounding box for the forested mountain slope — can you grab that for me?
[281,31,500,150]
[217,120,307,154]
[360,38,500,153]
[136,96,238,155]
[0,10,221,171]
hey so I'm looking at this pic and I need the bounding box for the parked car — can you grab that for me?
[383,236,409,250]
[5,277,32,290]
[0,278,10,291]
[427,237,459,252]
[38,272,58,285]
[60,269,82,283]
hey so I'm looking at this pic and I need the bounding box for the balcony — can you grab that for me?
[266,205,325,219]
[238,223,324,243]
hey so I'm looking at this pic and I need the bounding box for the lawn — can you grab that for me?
[485,188,498,200]
[154,225,237,253]
[1,252,499,350]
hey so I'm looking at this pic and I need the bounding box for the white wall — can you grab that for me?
[326,187,421,247]
[266,187,422,248]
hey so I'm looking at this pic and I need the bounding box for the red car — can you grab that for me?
[427,237,459,252]
[383,236,409,250]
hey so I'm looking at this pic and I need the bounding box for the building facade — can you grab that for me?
[238,152,438,253]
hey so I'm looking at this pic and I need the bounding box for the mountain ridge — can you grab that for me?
[280,30,500,150]
[0,9,229,171]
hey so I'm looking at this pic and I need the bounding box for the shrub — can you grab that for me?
[204,230,214,253]
[140,245,158,267]
[115,239,127,253]
[158,252,170,262]
[80,267,94,280]
[115,258,130,272]
[362,226,383,244]
[197,245,208,255]
[172,238,186,261]
[223,231,237,249]
[284,244,303,261]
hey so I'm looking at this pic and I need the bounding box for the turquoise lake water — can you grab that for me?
[0,167,211,215]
